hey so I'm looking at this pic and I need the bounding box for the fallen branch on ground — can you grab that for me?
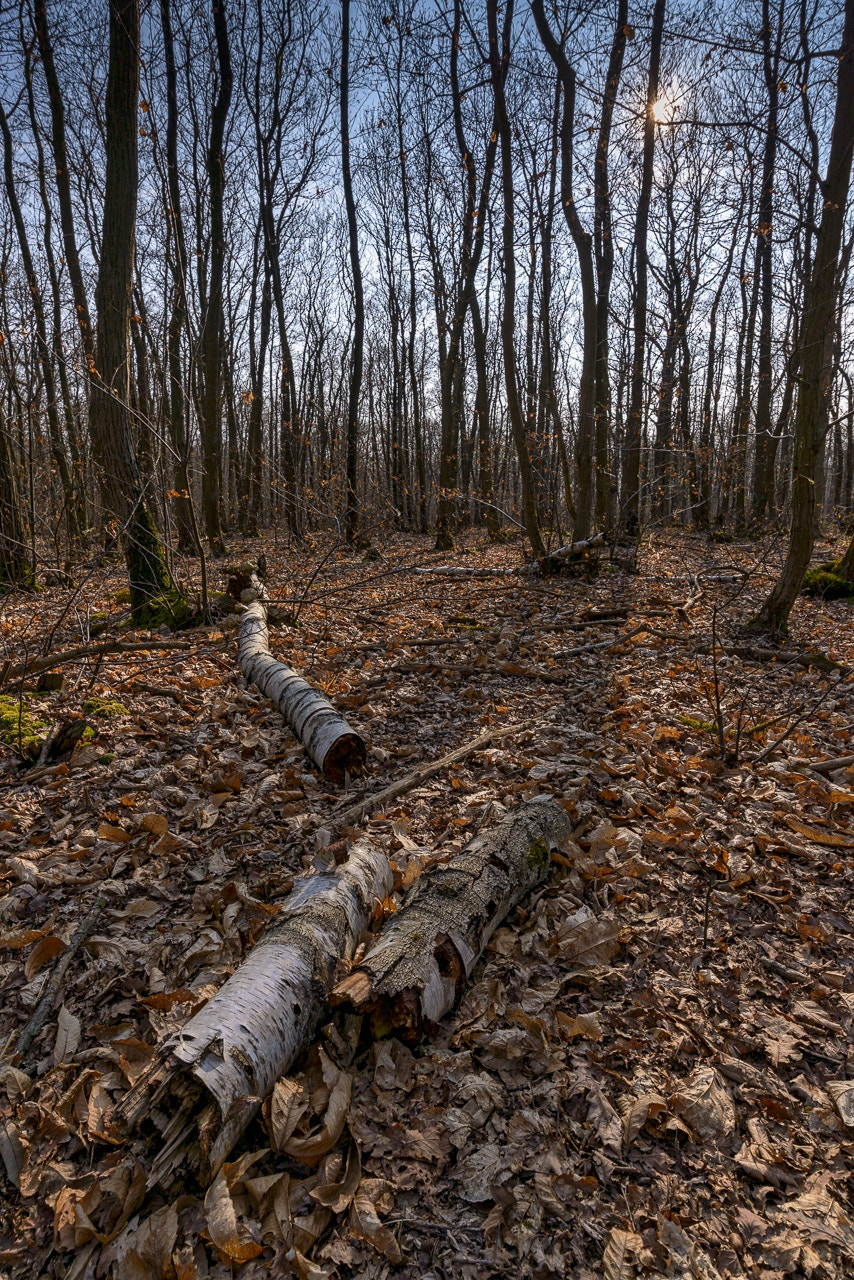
[804,753,854,775]
[1,639,191,686]
[332,721,530,829]
[111,840,391,1186]
[332,799,571,1042]
[697,644,851,677]
[16,897,105,1062]
[555,622,648,658]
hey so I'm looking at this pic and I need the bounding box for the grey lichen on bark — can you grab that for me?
[332,797,571,1042]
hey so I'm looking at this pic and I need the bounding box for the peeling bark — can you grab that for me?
[113,840,391,1184]
[332,798,571,1042]
[238,598,366,782]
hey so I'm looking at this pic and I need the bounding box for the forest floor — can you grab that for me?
[1,526,853,1280]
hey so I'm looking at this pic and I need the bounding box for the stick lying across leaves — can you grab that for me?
[16,897,105,1062]
[1,640,191,686]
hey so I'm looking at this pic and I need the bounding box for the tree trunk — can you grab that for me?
[594,0,629,530]
[198,0,233,555]
[750,0,854,632]
[160,0,196,554]
[488,0,545,560]
[113,840,392,1185]
[621,0,666,534]
[333,798,571,1043]
[530,0,597,540]
[88,0,173,622]
[341,0,364,545]
[0,402,31,589]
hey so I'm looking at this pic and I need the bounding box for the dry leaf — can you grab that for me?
[204,1162,265,1263]
[98,822,132,843]
[556,1010,604,1041]
[826,1081,854,1128]
[621,1092,667,1147]
[283,1051,352,1164]
[349,1180,402,1262]
[603,1226,643,1280]
[0,1119,24,1189]
[24,935,65,980]
[671,1067,735,1140]
[54,1005,82,1065]
[266,1077,308,1151]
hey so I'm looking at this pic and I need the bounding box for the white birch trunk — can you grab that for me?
[115,840,391,1182]
[238,599,366,781]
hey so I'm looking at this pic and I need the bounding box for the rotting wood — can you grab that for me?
[15,897,105,1062]
[111,840,391,1185]
[238,591,366,782]
[331,798,571,1043]
[332,720,532,829]
[0,639,191,686]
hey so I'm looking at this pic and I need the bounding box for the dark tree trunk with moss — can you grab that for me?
[750,0,854,633]
[88,0,173,623]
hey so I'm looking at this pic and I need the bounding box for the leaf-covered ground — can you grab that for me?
[1,529,853,1280]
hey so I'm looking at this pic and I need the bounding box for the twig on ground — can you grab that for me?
[332,721,532,828]
[15,897,106,1062]
[1,639,192,685]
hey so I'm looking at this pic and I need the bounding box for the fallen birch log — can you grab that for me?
[113,840,391,1185]
[238,597,366,781]
[331,798,571,1042]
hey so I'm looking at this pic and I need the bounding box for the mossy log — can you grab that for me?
[113,840,392,1185]
[238,597,366,782]
[331,798,571,1043]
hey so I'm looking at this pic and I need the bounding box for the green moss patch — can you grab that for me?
[132,590,196,630]
[83,696,130,718]
[0,696,47,760]
[802,561,854,600]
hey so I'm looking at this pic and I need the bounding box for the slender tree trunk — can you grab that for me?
[198,0,233,555]
[160,0,196,553]
[594,0,628,530]
[0,101,78,555]
[341,0,364,544]
[530,0,597,539]
[33,0,95,370]
[621,0,665,534]
[488,0,545,559]
[0,402,32,588]
[752,0,783,521]
[751,0,854,632]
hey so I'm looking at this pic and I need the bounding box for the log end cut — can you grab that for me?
[321,730,368,784]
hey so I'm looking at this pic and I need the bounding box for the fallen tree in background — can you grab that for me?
[112,839,392,1185]
[332,797,571,1042]
[238,588,366,782]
